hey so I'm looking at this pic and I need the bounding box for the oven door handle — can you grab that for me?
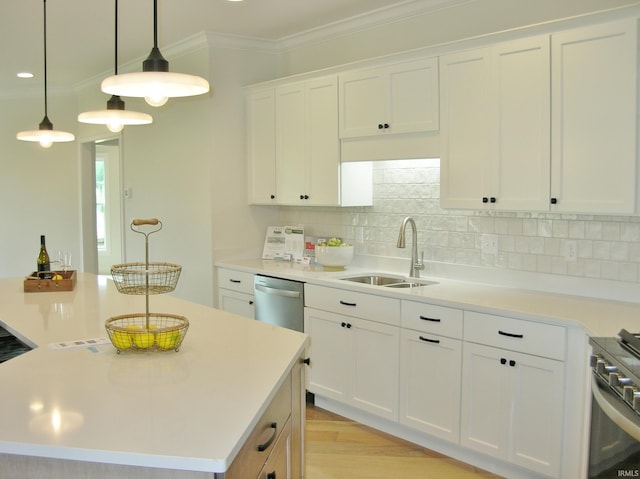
[255,284,301,299]
[592,375,640,441]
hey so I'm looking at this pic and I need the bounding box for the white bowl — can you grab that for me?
[315,245,354,271]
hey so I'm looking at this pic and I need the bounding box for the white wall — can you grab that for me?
[2,36,280,307]
[0,92,81,278]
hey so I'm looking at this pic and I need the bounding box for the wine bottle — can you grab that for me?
[37,235,51,278]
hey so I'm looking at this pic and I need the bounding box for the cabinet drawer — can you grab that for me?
[305,284,400,326]
[218,268,254,295]
[401,301,463,339]
[224,373,292,479]
[464,311,566,360]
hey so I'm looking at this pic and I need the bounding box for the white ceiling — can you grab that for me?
[3,0,639,94]
[1,0,419,92]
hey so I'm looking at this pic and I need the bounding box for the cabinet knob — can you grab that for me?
[383,123,389,129]
[267,473,277,479]
[378,123,384,129]
[490,197,496,203]
[303,357,311,365]
[550,197,557,204]
[482,197,489,203]
[270,194,275,199]
[509,359,516,367]
[299,194,309,200]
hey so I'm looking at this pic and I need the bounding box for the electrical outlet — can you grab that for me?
[565,240,577,262]
[481,234,498,255]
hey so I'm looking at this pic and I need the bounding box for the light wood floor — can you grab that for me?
[305,403,504,479]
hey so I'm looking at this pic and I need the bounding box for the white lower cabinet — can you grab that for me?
[461,313,566,478]
[304,283,570,478]
[305,284,400,421]
[400,329,462,443]
[305,307,400,421]
[217,268,255,319]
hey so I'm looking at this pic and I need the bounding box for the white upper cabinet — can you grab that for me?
[550,19,638,214]
[439,48,493,209]
[247,89,276,204]
[247,76,372,207]
[339,57,439,138]
[440,36,551,210]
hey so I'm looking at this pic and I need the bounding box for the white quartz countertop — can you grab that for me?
[217,258,640,337]
[0,274,308,473]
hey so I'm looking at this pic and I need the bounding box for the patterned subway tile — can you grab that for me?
[278,159,640,284]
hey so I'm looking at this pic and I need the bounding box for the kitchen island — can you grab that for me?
[0,273,308,478]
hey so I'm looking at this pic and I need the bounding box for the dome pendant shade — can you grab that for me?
[17,0,75,147]
[17,116,75,148]
[78,0,152,132]
[100,0,210,107]
[101,70,210,107]
[78,95,153,132]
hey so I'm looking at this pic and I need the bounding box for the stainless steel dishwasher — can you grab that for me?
[254,274,304,332]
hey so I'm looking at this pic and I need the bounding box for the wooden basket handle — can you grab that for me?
[132,218,159,226]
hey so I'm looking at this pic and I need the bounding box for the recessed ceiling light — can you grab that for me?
[17,72,34,79]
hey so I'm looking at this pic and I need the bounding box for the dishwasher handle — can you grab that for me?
[255,283,302,299]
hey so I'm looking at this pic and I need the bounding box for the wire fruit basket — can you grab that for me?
[106,219,188,353]
[105,313,188,352]
[111,261,181,295]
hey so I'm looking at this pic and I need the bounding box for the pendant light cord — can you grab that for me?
[114,0,118,75]
[42,0,48,119]
[153,0,158,49]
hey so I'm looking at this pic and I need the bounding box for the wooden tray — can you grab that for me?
[24,270,77,293]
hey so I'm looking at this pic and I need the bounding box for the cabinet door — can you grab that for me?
[351,317,400,421]
[304,308,350,402]
[276,83,306,204]
[399,329,461,443]
[387,57,439,133]
[305,76,340,206]
[439,48,493,209]
[461,342,565,478]
[493,36,550,211]
[218,289,254,319]
[247,89,277,204]
[551,19,638,214]
[509,349,564,478]
[460,342,510,458]
[339,69,386,138]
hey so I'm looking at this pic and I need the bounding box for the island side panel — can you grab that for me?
[0,454,213,479]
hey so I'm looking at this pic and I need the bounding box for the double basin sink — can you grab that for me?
[339,274,438,289]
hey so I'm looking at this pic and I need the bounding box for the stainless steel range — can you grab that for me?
[588,330,640,478]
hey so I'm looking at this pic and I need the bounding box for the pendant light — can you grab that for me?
[100,0,209,107]
[78,0,152,132]
[17,0,75,148]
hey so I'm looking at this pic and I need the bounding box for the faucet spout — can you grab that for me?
[397,217,424,278]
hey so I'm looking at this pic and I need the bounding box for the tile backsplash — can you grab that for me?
[278,158,640,285]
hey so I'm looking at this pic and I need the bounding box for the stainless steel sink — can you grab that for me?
[340,275,404,286]
[339,274,438,288]
[385,281,438,288]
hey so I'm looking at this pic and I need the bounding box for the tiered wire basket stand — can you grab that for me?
[105,219,189,353]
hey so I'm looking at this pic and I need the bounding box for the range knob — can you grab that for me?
[623,385,637,404]
[589,354,600,368]
[609,372,621,387]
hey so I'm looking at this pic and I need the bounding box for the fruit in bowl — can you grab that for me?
[315,238,354,271]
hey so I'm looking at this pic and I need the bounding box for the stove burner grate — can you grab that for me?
[618,329,640,358]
